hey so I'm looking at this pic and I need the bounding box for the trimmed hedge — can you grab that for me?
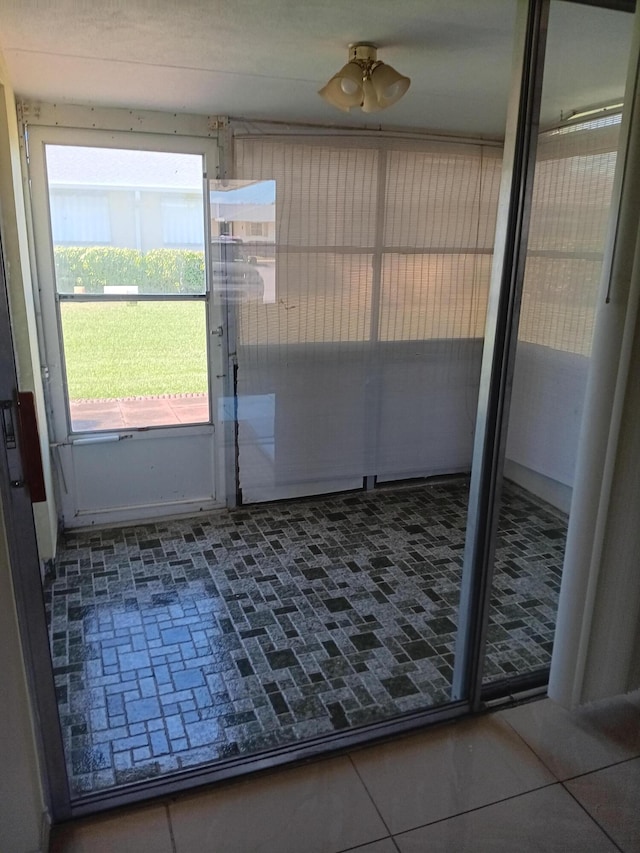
[144,249,205,294]
[54,246,205,294]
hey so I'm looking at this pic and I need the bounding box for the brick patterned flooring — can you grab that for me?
[45,479,567,796]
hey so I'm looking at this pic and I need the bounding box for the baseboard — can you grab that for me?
[504,459,572,514]
[35,809,51,853]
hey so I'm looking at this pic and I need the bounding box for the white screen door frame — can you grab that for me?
[28,125,226,527]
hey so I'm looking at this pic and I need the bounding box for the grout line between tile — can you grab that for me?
[389,779,561,840]
[165,802,178,853]
[338,837,401,853]
[561,782,625,853]
[348,737,567,850]
[500,710,640,786]
[344,707,563,842]
[497,711,564,781]
[347,753,401,852]
[560,752,640,783]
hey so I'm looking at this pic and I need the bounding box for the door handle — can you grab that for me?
[1,394,47,501]
[1,400,17,450]
[17,392,47,502]
[1,398,23,488]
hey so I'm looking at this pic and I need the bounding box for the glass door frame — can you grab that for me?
[0,219,71,820]
[454,0,637,711]
[453,0,551,708]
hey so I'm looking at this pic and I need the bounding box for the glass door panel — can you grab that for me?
[46,145,210,433]
[224,127,506,744]
[60,300,209,431]
[482,0,633,688]
[44,41,518,795]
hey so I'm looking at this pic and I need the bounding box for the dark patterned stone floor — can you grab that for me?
[45,479,567,796]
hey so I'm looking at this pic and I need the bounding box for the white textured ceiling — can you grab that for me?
[0,0,633,137]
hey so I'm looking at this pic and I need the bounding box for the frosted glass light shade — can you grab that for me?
[318,62,364,111]
[370,63,411,109]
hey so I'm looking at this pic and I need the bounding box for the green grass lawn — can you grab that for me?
[60,301,209,399]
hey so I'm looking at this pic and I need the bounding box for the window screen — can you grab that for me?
[519,119,621,356]
[506,116,621,488]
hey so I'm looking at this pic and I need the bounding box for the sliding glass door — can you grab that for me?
[18,0,638,821]
[481,0,633,693]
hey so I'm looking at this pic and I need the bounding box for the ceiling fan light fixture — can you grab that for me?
[319,43,410,113]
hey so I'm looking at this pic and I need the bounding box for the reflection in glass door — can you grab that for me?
[482,1,633,692]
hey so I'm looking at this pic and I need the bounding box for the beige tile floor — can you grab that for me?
[50,692,640,853]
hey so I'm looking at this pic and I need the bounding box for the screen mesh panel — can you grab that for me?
[232,135,501,500]
[507,117,621,488]
[519,120,620,356]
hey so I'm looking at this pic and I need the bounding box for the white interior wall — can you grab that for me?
[238,339,484,501]
[504,343,589,512]
[377,339,483,481]
[238,337,581,509]
[582,275,640,698]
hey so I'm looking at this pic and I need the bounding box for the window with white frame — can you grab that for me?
[249,221,266,237]
[49,190,111,244]
[161,195,204,246]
